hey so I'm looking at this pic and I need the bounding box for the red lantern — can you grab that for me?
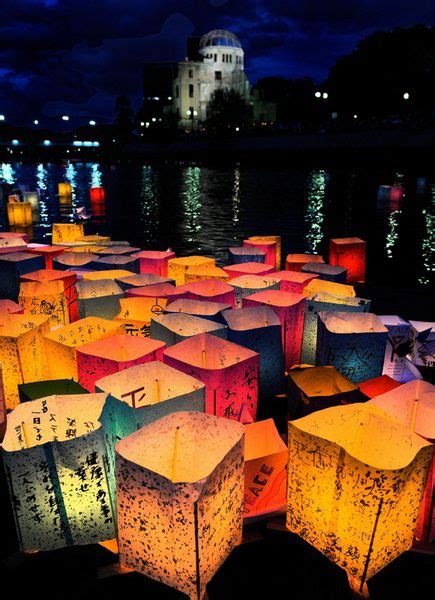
[329,237,367,284]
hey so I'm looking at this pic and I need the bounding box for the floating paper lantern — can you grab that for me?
[358,375,401,399]
[231,275,280,309]
[114,297,162,337]
[133,250,176,276]
[244,418,287,518]
[0,252,45,300]
[116,411,244,600]
[329,237,367,284]
[316,312,388,383]
[69,245,109,254]
[18,379,87,403]
[180,279,236,308]
[26,245,68,269]
[2,392,116,551]
[18,280,69,327]
[301,262,347,283]
[378,316,412,382]
[77,234,111,245]
[0,231,30,244]
[0,367,6,440]
[303,277,356,299]
[286,253,324,272]
[0,299,23,315]
[185,264,230,284]
[150,313,227,347]
[58,182,72,201]
[165,299,231,323]
[20,269,79,323]
[243,290,306,371]
[52,223,84,244]
[267,270,318,294]
[22,190,39,210]
[82,269,132,282]
[53,251,98,271]
[409,320,434,371]
[287,365,361,419]
[7,202,32,227]
[0,313,50,409]
[126,282,188,305]
[116,273,175,292]
[228,246,266,264]
[44,316,124,380]
[223,262,275,280]
[164,333,259,423]
[244,238,276,268]
[89,255,140,274]
[77,334,166,392]
[223,306,285,398]
[168,256,215,285]
[89,186,105,203]
[247,235,281,269]
[96,245,141,256]
[76,279,124,320]
[287,403,432,592]
[0,236,27,254]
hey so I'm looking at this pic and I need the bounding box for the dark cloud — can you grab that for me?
[0,0,433,125]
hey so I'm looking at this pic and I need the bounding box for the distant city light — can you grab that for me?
[140,121,145,126]
[73,141,83,146]
[235,126,240,132]
[314,91,321,98]
[43,139,51,146]
[153,96,160,101]
[145,121,150,127]
[353,114,358,119]
[92,141,100,147]
[152,117,157,122]
[83,141,93,147]
[11,139,19,145]
[322,92,328,99]
[33,119,39,125]
[168,96,172,101]
[62,115,70,121]
[0,114,5,121]
[403,92,410,100]
[186,110,198,116]
[89,120,96,126]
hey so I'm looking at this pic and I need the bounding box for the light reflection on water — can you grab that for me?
[305,169,327,253]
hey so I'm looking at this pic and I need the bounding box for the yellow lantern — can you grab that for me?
[116,411,245,599]
[68,245,109,254]
[184,265,230,284]
[18,280,69,327]
[82,269,133,282]
[58,182,72,202]
[287,403,432,593]
[7,202,32,227]
[77,234,111,245]
[114,297,163,337]
[303,278,356,299]
[52,223,84,244]
[168,256,215,285]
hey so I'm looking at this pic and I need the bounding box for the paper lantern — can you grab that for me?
[267,270,318,294]
[316,312,388,383]
[0,236,28,254]
[231,275,280,309]
[89,186,105,203]
[2,392,116,551]
[69,244,108,254]
[180,279,236,308]
[18,280,69,327]
[223,306,285,398]
[287,403,432,591]
[18,379,87,403]
[286,253,324,272]
[228,246,266,264]
[301,262,347,283]
[116,273,175,292]
[223,262,275,280]
[82,269,132,282]
[116,411,244,600]
[150,313,227,347]
[126,282,188,305]
[26,245,68,269]
[0,252,45,300]
[77,334,166,392]
[287,365,361,419]
[303,277,356,299]
[329,237,367,284]
[358,375,401,399]
[20,269,79,323]
[301,288,371,365]
[247,235,281,269]
[185,265,230,284]
[96,245,141,256]
[76,279,124,320]
[243,290,306,371]
[168,256,215,285]
[133,250,176,276]
[52,223,84,244]
[44,316,124,380]
[53,251,98,271]
[0,366,6,440]
[7,202,32,227]
[164,333,259,423]
[165,299,231,323]
[0,231,30,244]
[89,255,140,274]
[114,297,163,337]
[77,234,111,245]
[243,238,276,268]
[409,320,434,370]
[0,299,23,315]
[244,418,287,518]
[58,182,72,200]
[378,316,412,382]
[0,313,50,409]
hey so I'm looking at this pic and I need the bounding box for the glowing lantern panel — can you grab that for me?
[329,237,367,283]
[247,235,281,269]
[268,270,318,294]
[228,246,266,264]
[20,269,79,323]
[0,252,45,300]
[52,223,84,244]
[53,251,98,271]
[378,316,412,382]
[7,202,32,227]
[132,250,176,276]
[116,273,175,291]
[301,262,347,283]
[76,279,124,320]
[26,245,68,269]
[185,265,230,284]
[89,254,140,274]
[180,279,236,308]
[168,256,215,285]
[243,238,276,268]
[19,280,69,327]
[409,320,434,370]
[223,262,275,279]
[286,253,324,272]
[0,299,24,315]
[164,299,231,323]
[151,312,227,347]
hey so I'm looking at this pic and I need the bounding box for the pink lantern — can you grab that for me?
[231,275,280,309]
[267,270,318,294]
[132,250,176,276]
[165,299,231,323]
[285,253,324,272]
[223,262,275,280]
[185,265,230,284]
[243,239,276,267]
[180,279,236,308]
[164,332,259,423]
[242,289,305,371]
[77,334,166,392]
[168,256,215,285]
[96,246,141,256]
[20,269,79,322]
[126,283,188,305]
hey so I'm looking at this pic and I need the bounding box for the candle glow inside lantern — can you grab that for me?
[223,262,275,280]
[77,334,166,392]
[26,245,68,269]
[150,313,227,347]
[243,238,276,268]
[7,202,32,227]
[76,279,124,320]
[180,279,236,308]
[329,237,367,283]
[316,312,388,383]
[286,253,324,272]
[20,269,79,322]
[168,256,215,285]
[116,411,244,600]
[267,270,318,294]
[244,418,287,518]
[242,290,306,371]
[82,269,132,282]
[89,254,140,274]
[132,250,176,276]
[2,392,117,551]
[231,275,280,309]
[0,252,45,300]
[58,182,72,201]
[163,332,259,424]
[116,273,175,292]
[114,297,167,337]
[44,316,125,380]
[185,265,230,284]
[52,223,84,244]
[301,262,347,283]
[228,246,266,264]
[18,280,69,327]
[378,315,412,382]
[223,306,285,398]
[247,235,281,269]
[53,251,98,271]
[165,299,232,323]
[287,403,432,592]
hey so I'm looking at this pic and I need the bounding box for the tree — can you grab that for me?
[253,77,317,124]
[205,89,252,133]
[114,95,133,141]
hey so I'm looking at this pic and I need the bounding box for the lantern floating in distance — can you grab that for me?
[132,250,176,276]
[286,253,324,272]
[180,279,236,307]
[228,246,266,265]
[329,237,367,284]
[223,261,275,279]
[230,274,280,308]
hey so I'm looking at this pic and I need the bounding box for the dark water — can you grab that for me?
[0,160,433,318]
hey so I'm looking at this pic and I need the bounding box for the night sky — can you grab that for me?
[1,0,434,127]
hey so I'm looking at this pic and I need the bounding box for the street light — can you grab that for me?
[0,114,5,121]
[322,92,328,99]
[403,92,410,100]
[43,139,51,146]
[11,139,19,145]
[353,114,358,119]
[314,91,321,98]
[140,121,145,127]
[62,115,69,121]
[33,119,39,125]
[89,120,96,126]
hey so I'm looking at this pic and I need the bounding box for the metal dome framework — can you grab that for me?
[199,29,242,49]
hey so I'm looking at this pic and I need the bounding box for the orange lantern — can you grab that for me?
[228,246,266,264]
[96,245,141,256]
[126,282,188,304]
[76,279,124,320]
[301,262,347,283]
[0,252,45,300]
[229,274,280,309]
[286,253,324,272]
[247,235,281,269]
[20,269,79,322]
[116,272,175,292]
[0,231,30,244]
[90,254,140,274]
[329,237,367,283]
[133,250,176,276]
[184,264,230,284]
[77,334,166,392]
[150,312,227,347]
[0,366,6,440]
[168,255,215,285]
[114,297,162,337]
[52,223,84,244]
[180,279,236,307]
[18,280,69,327]
[82,269,132,282]
[7,202,32,227]
[58,182,72,201]
[267,270,318,294]
[116,411,244,600]
[53,251,98,271]
[26,245,68,269]
[223,261,275,279]
[68,245,108,254]
[76,234,111,245]
[243,238,276,268]
[0,299,23,315]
